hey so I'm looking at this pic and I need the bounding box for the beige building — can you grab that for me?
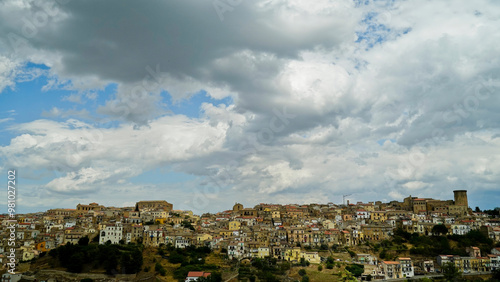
[228,221,241,231]
[47,208,76,216]
[76,203,104,215]
[135,200,173,212]
[412,199,427,214]
[382,261,401,279]
[370,211,387,222]
[361,225,392,241]
[448,205,468,216]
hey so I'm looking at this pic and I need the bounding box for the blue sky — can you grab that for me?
[0,0,499,214]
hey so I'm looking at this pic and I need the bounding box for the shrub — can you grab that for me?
[78,236,89,246]
[155,262,163,272]
[345,264,364,277]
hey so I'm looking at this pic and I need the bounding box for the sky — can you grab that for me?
[0,0,499,214]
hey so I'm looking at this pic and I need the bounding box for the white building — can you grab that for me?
[99,222,123,244]
[185,271,211,281]
[489,254,499,271]
[228,242,246,259]
[64,221,76,228]
[444,217,456,224]
[175,236,190,249]
[356,210,370,219]
[398,257,414,278]
[451,224,471,235]
[2,273,22,282]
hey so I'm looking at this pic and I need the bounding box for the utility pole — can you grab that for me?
[343,194,351,206]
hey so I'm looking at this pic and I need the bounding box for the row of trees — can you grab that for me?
[48,236,143,274]
[157,244,221,281]
[238,257,291,282]
[391,228,497,258]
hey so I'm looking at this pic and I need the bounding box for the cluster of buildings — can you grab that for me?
[437,247,500,274]
[1,190,499,280]
[372,247,500,280]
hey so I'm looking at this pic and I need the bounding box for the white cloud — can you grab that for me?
[0,56,20,92]
[0,117,13,123]
[1,0,500,211]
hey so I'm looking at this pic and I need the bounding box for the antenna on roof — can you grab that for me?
[343,194,352,206]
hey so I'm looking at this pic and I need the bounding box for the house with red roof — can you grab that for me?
[185,271,211,281]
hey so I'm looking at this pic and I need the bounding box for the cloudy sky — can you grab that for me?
[0,0,499,214]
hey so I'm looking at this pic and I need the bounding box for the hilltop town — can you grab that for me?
[1,190,500,281]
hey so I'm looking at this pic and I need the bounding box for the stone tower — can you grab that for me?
[233,202,243,212]
[453,190,468,207]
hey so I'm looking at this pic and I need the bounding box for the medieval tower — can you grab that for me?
[453,190,468,207]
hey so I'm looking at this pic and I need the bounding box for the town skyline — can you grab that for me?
[2,188,499,281]
[6,188,499,215]
[9,189,499,216]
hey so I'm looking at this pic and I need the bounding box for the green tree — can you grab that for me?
[155,262,163,272]
[301,275,310,282]
[345,264,364,277]
[49,248,58,257]
[132,249,143,270]
[379,249,387,259]
[341,269,357,282]
[136,237,143,245]
[181,220,195,231]
[281,262,291,271]
[492,268,500,280]
[78,236,89,246]
[120,250,143,274]
[169,251,185,264]
[431,224,449,236]
[67,253,84,273]
[197,273,223,282]
[442,262,461,282]
[104,251,119,275]
[318,265,323,271]
[298,269,307,276]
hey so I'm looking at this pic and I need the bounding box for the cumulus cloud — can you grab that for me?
[0,56,20,92]
[1,0,500,212]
